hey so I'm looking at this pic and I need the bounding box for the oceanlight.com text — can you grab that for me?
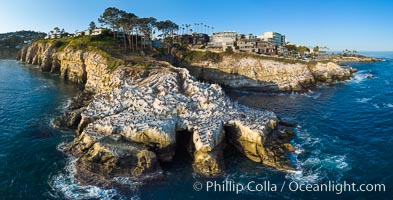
[193,180,386,195]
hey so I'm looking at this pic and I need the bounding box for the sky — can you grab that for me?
[0,0,392,51]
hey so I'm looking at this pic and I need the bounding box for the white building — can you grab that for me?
[237,40,257,53]
[91,28,107,36]
[258,32,286,46]
[75,28,107,37]
[44,33,64,39]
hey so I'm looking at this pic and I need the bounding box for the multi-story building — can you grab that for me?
[173,33,209,46]
[246,33,258,41]
[44,33,66,39]
[207,31,238,51]
[256,40,277,54]
[76,28,108,37]
[237,40,257,53]
[258,32,286,46]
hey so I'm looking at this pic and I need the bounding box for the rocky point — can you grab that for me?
[20,41,352,190]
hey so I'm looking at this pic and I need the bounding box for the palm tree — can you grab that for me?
[185,24,190,34]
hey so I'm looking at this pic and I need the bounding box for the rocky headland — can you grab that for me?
[173,51,359,92]
[18,40,360,189]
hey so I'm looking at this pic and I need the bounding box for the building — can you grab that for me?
[207,31,238,51]
[75,28,108,37]
[173,33,209,46]
[91,28,107,36]
[256,40,277,54]
[277,46,289,56]
[258,32,286,46]
[236,40,257,53]
[245,34,258,41]
[44,33,65,39]
[75,31,84,37]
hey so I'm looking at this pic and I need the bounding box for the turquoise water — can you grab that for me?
[1,53,393,199]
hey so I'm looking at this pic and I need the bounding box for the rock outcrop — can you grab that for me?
[177,53,357,92]
[19,42,297,189]
[65,65,296,185]
[17,41,122,92]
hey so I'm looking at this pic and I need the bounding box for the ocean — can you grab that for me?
[0,52,392,199]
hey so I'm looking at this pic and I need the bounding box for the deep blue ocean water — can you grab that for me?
[0,52,392,199]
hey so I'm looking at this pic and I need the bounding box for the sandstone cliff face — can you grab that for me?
[18,42,119,92]
[19,42,296,189]
[183,55,356,92]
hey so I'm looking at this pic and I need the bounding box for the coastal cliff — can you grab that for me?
[175,51,357,92]
[17,41,122,91]
[19,41,297,188]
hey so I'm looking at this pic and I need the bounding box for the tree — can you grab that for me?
[89,21,97,30]
[53,27,60,33]
[285,44,298,55]
[156,20,179,53]
[138,17,157,49]
[313,46,319,54]
[156,20,178,38]
[298,46,310,56]
[119,11,138,50]
[225,46,234,54]
[98,7,122,39]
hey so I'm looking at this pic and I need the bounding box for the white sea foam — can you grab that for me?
[49,157,128,200]
[49,143,137,200]
[287,154,350,184]
[286,171,321,184]
[356,97,372,103]
[303,92,322,99]
[57,98,72,111]
[33,84,53,91]
[372,103,393,109]
[287,127,351,184]
[349,71,374,84]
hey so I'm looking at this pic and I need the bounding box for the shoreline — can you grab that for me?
[172,50,361,93]
[17,41,298,190]
[11,40,383,195]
